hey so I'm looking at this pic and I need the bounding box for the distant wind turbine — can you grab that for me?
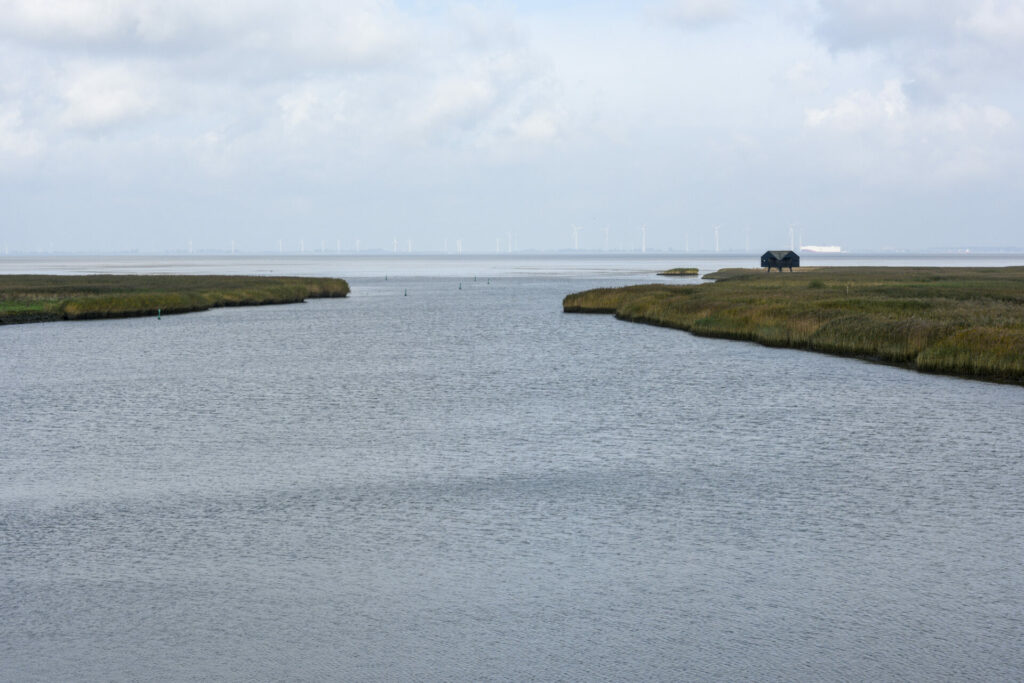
[640,226,647,253]
[573,225,583,250]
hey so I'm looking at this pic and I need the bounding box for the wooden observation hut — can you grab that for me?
[761,250,800,272]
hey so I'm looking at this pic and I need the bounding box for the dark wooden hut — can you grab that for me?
[761,250,800,272]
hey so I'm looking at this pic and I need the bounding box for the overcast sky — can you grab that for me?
[1,0,1022,253]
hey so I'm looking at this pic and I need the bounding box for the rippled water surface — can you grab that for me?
[2,256,1023,680]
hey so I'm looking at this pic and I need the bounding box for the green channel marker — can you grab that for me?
[157,309,161,319]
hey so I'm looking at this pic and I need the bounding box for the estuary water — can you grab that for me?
[2,255,1023,680]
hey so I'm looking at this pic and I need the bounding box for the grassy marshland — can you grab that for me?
[563,266,1024,384]
[657,267,699,276]
[0,274,349,324]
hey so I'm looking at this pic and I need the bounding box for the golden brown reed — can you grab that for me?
[0,274,349,324]
[563,266,1024,384]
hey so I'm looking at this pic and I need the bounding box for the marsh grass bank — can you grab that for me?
[564,266,1024,384]
[657,267,699,277]
[0,274,349,324]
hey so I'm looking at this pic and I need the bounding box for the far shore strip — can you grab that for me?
[0,274,349,324]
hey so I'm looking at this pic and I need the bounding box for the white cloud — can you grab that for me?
[805,80,908,131]
[0,105,41,158]
[510,110,560,142]
[416,76,498,132]
[0,0,561,158]
[806,81,1014,138]
[803,0,1024,186]
[0,0,127,42]
[282,1,413,67]
[0,0,414,66]
[277,84,347,134]
[804,79,1016,182]
[58,63,159,129]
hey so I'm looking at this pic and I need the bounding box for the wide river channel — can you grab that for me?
[2,254,1023,680]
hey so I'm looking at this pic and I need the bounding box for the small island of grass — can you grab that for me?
[0,274,349,325]
[564,266,1024,385]
[657,267,699,277]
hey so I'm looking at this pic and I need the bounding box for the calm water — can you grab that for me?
[2,256,1023,680]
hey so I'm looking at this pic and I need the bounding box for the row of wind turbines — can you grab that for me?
[572,226,648,252]
[570,224,811,253]
[177,223,810,255]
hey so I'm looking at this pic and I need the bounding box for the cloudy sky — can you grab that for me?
[1,0,1022,253]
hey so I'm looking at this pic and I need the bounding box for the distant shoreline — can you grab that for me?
[657,267,699,277]
[0,274,349,325]
[564,266,1024,385]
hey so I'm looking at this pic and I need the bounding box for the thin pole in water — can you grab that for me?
[157,309,161,320]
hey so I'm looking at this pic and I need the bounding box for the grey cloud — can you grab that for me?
[3,1,1023,253]
[808,0,1024,131]
[0,0,415,73]
[815,0,1024,52]
[0,0,559,146]
[812,0,1024,78]
[649,0,740,29]
[812,0,955,51]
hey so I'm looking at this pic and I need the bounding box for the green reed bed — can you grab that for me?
[563,266,1024,384]
[0,274,349,324]
[657,267,699,277]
